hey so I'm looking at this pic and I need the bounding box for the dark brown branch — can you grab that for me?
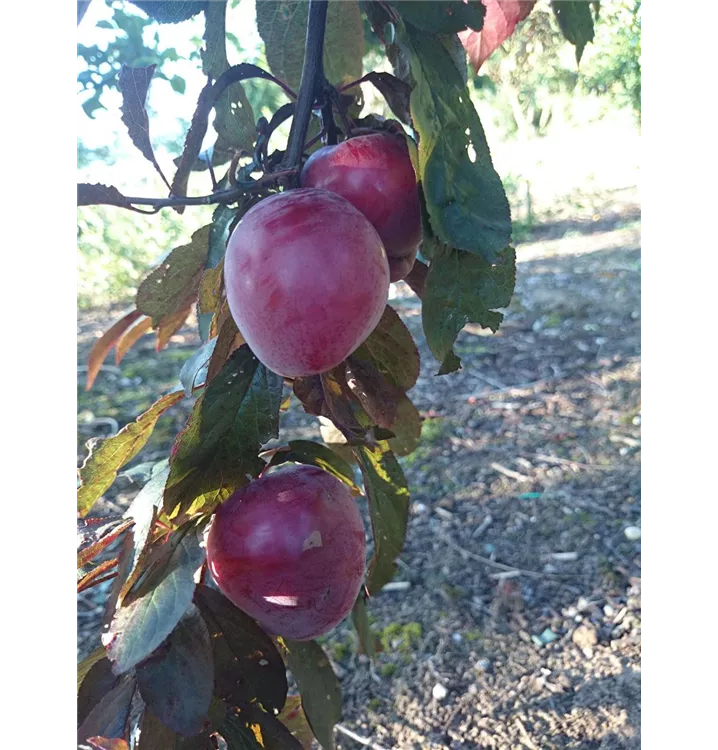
[284,0,329,176]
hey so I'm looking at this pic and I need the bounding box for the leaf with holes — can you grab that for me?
[195,585,288,712]
[399,22,511,262]
[256,0,364,91]
[104,525,206,674]
[136,604,214,737]
[164,347,283,519]
[390,0,485,34]
[136,225,211,324]
[459,0,536,73]
[85,309,143,390]
[422,246,516,373]
[118,65,169,188]
[78,391,184,517]
[551,0,595,64]
[352,306,420,391]
[279,640,341,750]
[266,440,360,493]
[354,442,410,594]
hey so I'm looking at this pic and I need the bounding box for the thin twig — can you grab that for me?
[284,0,329,175]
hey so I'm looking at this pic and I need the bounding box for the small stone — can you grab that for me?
[452,632,463,643]
[572,623,598,658]
[624,525,641,541]
[604,604,615,618]
[432,683,449,701]
[475,658,491,672]
[413,502,428,515]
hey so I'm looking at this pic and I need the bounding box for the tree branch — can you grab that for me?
[284,0,329,177]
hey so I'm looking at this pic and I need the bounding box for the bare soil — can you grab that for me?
[77,194,640,750]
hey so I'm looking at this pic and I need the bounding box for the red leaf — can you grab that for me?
[87,738,129,750]
[459,0,536,73]
[115,315,153,365]
[86,310,143,390]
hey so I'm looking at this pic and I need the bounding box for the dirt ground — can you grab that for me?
[77,189,641,750]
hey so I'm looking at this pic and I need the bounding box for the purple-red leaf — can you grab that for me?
[118,65,170,188]
[77,674,136,746]
[195,584,288,712]
[105,525,206,674]
[136,603,214,737]
[459,0,536,73]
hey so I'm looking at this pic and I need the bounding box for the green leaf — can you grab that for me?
[354,443,410,594]
[136,603,214,737]
[77,183,133,209]
[551,0,595,64]
[77,675,136,746]
[136,225,211,324]
[136,708,217,750]
[280,640,342,750]
[164,346,283,519]
[179,339,216,396]
[351,595,376,659]
[119,466,170,600]
[105,525,206,674]
[388,395,422,457]
[78,391,184,517]
[201,0,255,153]
[352,305,420,391]
[361,71,412,125]
[194,584,288,712]
[422,246,516,373]
[129,1,208,23]
[118,65,168,188]
[170,76,186,94]
[207,204,237,269]
[390,1,485,34]
[399,22,511,262]
[266,440,360,492]
[256,0,364,91]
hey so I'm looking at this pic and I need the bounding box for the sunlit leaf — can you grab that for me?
[266,440,360,492]
[115,315,153,365]
[86,309,143,390]
[78,391,184,517]
[354,442,410,594]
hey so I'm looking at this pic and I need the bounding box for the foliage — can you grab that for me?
[471,1,640,138]
[76,1,631,748]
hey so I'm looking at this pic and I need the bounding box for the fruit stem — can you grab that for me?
[284,0,329,177]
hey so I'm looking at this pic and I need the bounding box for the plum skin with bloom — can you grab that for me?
[206,465,367,641]
[300,133,422,259]
[224,188,390,377]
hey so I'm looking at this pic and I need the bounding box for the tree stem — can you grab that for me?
[284,0,329,177]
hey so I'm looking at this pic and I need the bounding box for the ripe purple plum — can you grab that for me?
[300,133,422,259]
[224,188,390,377]
[206,465,366,641]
